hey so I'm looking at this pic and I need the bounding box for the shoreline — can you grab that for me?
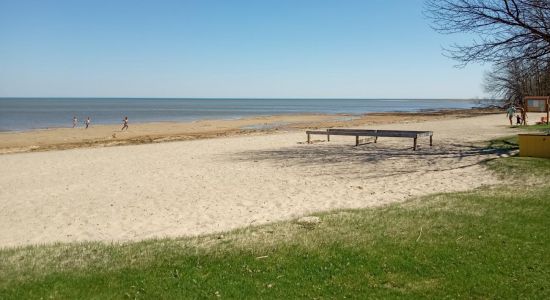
[0,107,502,154]
[0,112,331,133]
[0,102,496,133]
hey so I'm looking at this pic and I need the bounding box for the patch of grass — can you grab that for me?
[485,135,519,151]
[486,156,550,180]
[1,157,549,299]
[517,123,550,133]
[483,135,550,183]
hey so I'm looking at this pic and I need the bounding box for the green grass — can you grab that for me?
[486,156,550,179]
[481,134,550,179]
[1,151,549,299]
[485,135,519,151]
[515,123,550,132]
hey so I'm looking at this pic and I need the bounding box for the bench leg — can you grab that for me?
[327,134,330,142]
[355,135,359,146]
[374,136,378,143]
[307,133,310,144]
[430,135,433,147]
[413,137,417,151]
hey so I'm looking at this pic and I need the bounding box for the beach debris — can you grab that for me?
[310,139,325,144]
[296,216,321,229]
[416,226,423,242]
[112,133,117,139]
[256,255,269,259]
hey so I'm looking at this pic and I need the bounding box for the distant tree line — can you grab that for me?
[425,0,550,108]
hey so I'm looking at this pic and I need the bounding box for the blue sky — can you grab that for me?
[0,0,487,98]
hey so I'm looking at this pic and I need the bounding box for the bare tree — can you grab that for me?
[425,0,550,66]
[484,62,525,104]
[485,60,549,98]
[484,59,550,123]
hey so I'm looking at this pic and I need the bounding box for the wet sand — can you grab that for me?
[0,108,501,154]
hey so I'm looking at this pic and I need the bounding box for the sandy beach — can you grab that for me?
[0,108,499,154]
[0,111,523,248]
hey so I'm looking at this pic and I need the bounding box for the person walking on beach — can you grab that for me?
[121,116,129,131]
[519,107,527,125]
[72,116,78,128]
[506,106,516,126]
[85,117,91,129]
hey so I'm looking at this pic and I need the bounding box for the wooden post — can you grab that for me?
[413,137,417,151]
[355,135,359,146]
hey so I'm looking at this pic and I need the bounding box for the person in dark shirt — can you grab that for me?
[121,116,129,131]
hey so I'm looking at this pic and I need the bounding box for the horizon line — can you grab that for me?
[0,96,499,101]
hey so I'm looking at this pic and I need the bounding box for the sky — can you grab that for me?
[0,0,488,98]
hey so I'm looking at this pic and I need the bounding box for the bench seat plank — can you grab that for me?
[306,128,433,150]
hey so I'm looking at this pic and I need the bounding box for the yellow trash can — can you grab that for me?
[518,134,550,158]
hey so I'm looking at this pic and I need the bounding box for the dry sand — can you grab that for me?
[0,112,524,248]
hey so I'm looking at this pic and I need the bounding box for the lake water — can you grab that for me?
[0,98,486,132]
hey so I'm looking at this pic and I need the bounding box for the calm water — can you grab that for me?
[0,98,484,132]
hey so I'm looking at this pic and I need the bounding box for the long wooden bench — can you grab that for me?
[306,128,433,150]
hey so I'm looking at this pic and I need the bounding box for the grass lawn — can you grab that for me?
[1,139,549,299]
[514,122,550,132]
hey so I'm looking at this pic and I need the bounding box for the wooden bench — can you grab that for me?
[306,128,433,151]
